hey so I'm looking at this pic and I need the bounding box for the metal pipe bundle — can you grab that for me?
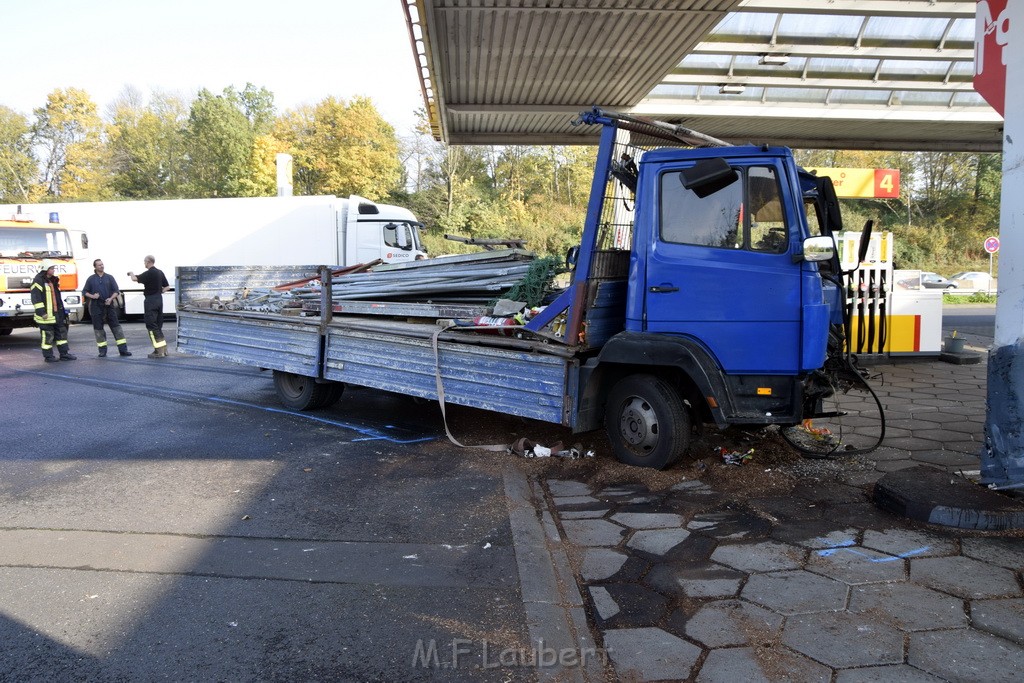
[230,250,541,314]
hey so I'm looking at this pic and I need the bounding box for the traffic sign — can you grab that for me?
[985,236,1000,254]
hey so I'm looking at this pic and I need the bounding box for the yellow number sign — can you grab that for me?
[805,168,901,199]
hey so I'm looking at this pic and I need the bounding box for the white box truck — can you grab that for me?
[0,195,427,317]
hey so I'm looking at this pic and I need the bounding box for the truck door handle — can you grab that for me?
[649,285,679,293]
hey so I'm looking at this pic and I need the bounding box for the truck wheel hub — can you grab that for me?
[620,398,658,450]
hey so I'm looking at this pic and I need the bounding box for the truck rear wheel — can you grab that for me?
[272,371,344,410]
[605,374,690,469]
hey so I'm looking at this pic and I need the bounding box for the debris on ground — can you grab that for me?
[799,419,835,439]
[781,420,842,458]
[509,437,593,460]
[719,447,754,466]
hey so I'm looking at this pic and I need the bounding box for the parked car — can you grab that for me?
[949,271,994,291]
[920,272,958,290]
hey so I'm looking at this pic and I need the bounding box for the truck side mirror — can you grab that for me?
[856,220,874,265]
[402,226,414,250]
[680,158,738,198]
[801,235,836,262]
[565,245,580,270]
[387,223,412,250]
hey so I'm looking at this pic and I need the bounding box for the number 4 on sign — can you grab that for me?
[873,170,899,198]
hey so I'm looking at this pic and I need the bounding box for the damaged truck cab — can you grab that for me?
[525,110,842,467]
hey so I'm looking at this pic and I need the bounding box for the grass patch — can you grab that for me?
[944,292,997,304]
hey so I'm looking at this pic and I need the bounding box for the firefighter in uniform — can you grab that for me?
[128,255,170,358]
[31,260,77,363]
[82,258,132,357]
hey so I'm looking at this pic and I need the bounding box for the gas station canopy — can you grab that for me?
[403,0,1002,151]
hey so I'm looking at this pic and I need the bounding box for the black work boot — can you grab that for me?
[60,352,77,361]
[119,348,132,357]
[44,355,58,363]
[99,347,107,357]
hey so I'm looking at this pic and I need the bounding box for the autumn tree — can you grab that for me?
[219,83,289,197]
[917,151,977,204]
[558,146,598,209]
[181,88,254,197]
[275,96,401,200]
[237,133,290,197]
[107,87,189,198]
[975,153,1001,202]
[0,105,40,202]
[224,83,276,136]
[397,108,435,193]
[32,88,111,199]
[401,141,492,255]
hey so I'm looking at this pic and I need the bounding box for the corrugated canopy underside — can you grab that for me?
[403,0,1003,151]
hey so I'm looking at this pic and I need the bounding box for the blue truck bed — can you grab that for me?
[174,264,627,427]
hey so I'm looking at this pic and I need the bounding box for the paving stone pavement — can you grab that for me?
[541,344,1024,682]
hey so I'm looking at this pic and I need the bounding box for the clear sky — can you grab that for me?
[2,0,425,133]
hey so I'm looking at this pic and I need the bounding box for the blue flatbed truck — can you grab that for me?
[176,109,863,469]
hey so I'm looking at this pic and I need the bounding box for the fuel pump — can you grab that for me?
[838,230,894,356]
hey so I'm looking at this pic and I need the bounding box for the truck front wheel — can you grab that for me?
[272,371,344,410]
[605,374,690,469]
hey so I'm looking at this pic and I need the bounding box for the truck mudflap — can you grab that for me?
[177,312,322,378]
[322,325,572,424]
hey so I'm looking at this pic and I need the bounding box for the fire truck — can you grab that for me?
[0,212,85,334]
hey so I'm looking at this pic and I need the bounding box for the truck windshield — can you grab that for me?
[0,227,73,258]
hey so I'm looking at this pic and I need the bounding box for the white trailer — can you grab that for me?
[0,195,427,316]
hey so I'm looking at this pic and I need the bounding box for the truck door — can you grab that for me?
[642,159,803,375]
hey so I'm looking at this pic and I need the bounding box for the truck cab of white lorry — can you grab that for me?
[345,195,427,264]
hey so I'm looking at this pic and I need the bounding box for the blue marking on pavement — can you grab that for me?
[814,537,857,554]
[12,367,434,444]
[869,546,931,562]
[817,541,931,562]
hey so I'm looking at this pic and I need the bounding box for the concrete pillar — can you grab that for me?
[983,2,1024,487]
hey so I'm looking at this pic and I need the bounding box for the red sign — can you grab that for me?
[985,236,1000,254]
[873,169,900,198]
[975,0,1010,116]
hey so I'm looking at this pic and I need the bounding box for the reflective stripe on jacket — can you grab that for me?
[30,272,57,325]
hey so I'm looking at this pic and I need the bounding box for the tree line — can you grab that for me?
[1,84,401,203]
[0,84,1002,274]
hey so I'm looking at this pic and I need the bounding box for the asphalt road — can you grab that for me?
[0,321,543,681]
[942,302,995,337]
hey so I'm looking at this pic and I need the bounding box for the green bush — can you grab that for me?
[943,292,997,304]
